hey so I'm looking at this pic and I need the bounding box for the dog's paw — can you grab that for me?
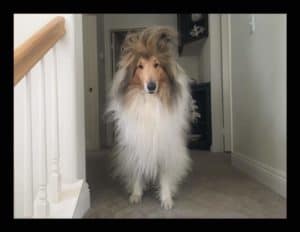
[161,198,174,210]
[129,194,142,204]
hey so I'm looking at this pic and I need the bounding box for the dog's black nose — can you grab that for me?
[147,81,156,93]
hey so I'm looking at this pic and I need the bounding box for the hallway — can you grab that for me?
[84,150,286,218]
[12,14,287,219]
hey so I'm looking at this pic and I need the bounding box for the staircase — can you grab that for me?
[14,15,90,218]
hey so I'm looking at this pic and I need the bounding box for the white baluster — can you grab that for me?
[24,73,33,218]
[34,59,49,217]
[49,46,61,202]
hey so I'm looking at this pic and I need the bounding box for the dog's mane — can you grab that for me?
[118,26,178,69]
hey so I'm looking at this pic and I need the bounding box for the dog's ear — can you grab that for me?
[156,27,178,53]
[121,31,139,56]
[118,31,142,68]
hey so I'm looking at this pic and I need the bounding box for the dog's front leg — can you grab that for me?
[159,174,174,210]
[129,175,143,204]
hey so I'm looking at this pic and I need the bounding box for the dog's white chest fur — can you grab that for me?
[115,93,184,180]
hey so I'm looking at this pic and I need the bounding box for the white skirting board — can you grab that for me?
[231,152,286,198]
[33,179,90,218]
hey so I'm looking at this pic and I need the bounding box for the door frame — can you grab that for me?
[209,14,233,153]
[82,14,101,152]
[220,14,233,152]
[209,14,224,152]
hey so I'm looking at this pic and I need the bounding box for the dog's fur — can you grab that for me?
[106,26,192,209]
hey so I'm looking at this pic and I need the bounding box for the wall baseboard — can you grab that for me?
[231,152,286,198]
[31,179,90,218]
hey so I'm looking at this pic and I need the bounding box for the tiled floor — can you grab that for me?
[83,150,286,218]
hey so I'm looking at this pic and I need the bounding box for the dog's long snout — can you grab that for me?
[147,81,157,93]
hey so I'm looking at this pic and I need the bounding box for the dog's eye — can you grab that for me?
[154,63,160,68]
[138,64,144,69]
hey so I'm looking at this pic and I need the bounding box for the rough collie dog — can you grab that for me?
[106,26,194,209]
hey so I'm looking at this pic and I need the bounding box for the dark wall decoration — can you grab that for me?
[177,14,209,55]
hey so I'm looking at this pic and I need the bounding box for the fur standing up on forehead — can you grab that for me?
[106,26,194,210]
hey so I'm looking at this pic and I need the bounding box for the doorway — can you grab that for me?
[83,14,231,152]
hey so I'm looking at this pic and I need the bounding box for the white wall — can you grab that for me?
[14,14,86,217]
[198,39,210,82]
[14,14,61,48]
[177,55,200,80]
[180,39,210,82]
[230,14,286,194]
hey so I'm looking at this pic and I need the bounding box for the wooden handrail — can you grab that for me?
[14,16,66,86]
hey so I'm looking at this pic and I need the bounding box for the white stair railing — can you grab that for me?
[48,46,61,203]
[24,73,34,217]
[34,58,50,217]
[14,17,66,218]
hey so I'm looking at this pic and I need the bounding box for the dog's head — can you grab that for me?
[117,26,180,107]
